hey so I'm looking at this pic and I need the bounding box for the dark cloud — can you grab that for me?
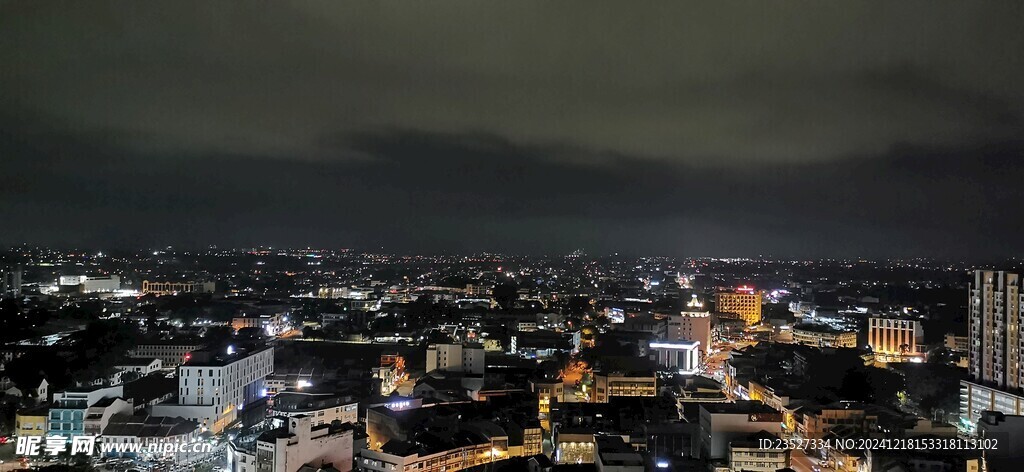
[2,2,1024,256]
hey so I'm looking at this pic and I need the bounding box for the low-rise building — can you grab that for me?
[595,435,643,472]
[792,323,857,349]
[697,401,783,460]
[591,371,657,403]
[100,414,202,462]
[142,280,216,295]
[232,313,287,336]
[728,430,790,472]
[116,358,163,376]
[255,415,355,472]
[868,316,926,362]
[16,404,49,437]
[371,354,407,396]
[128,341,202,368]
[49,385,126,438]
[649,340,701,374]
[530,377,563,429]
[269,391,358,427]
[554,427,595,464]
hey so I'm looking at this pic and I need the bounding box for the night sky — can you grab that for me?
[3,2,1024,257]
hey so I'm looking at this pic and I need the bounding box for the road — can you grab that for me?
[791,449,832,472]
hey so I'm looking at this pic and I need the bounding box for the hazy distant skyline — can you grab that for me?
[3,2,1024,257]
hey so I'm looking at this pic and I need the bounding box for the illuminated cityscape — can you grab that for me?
[3,2,1024,472]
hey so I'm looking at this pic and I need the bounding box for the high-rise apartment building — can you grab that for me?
[960,270,1024,432]
[716,288,762,326]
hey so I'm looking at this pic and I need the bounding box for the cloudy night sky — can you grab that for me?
[2,2,1024,257]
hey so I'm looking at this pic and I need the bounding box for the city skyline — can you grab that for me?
[3,2,1024,257]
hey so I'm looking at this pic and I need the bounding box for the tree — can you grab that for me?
[492,284,518,311]
[203,325,234,348]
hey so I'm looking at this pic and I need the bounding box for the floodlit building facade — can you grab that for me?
[716,288,762,326]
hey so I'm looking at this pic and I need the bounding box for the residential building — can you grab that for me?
[84,397,134,436]
[116,358,163,376]
[945,333,968,353]
[961,270,1024,432]
[425,343,484,375]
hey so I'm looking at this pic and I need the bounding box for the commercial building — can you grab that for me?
[728,431,790,472]
[425,343,484,375]
[142,280,216,295]
[594,435,644,472]
[791,323,858,349]
[554,428,596,464]
[868,316,925,362]
[591,371,657,403]
[254,415,355,472]
[715,288,762,326]
[649,340,701,374]
[799,403,879,440]
[697,401,783,460]
[49,385,128,437]
[60,275,122,293]
[100,414,202,462]
[529,377,564,428]
[358,433,503,472]
[232,313,287,336]
[129,341,202,368]
[960,270,1024,432]
[371,354,407,396]
[269,391,358,427]
[666,304,712,355]
[16,404,48,437]
[151,345,274,433]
